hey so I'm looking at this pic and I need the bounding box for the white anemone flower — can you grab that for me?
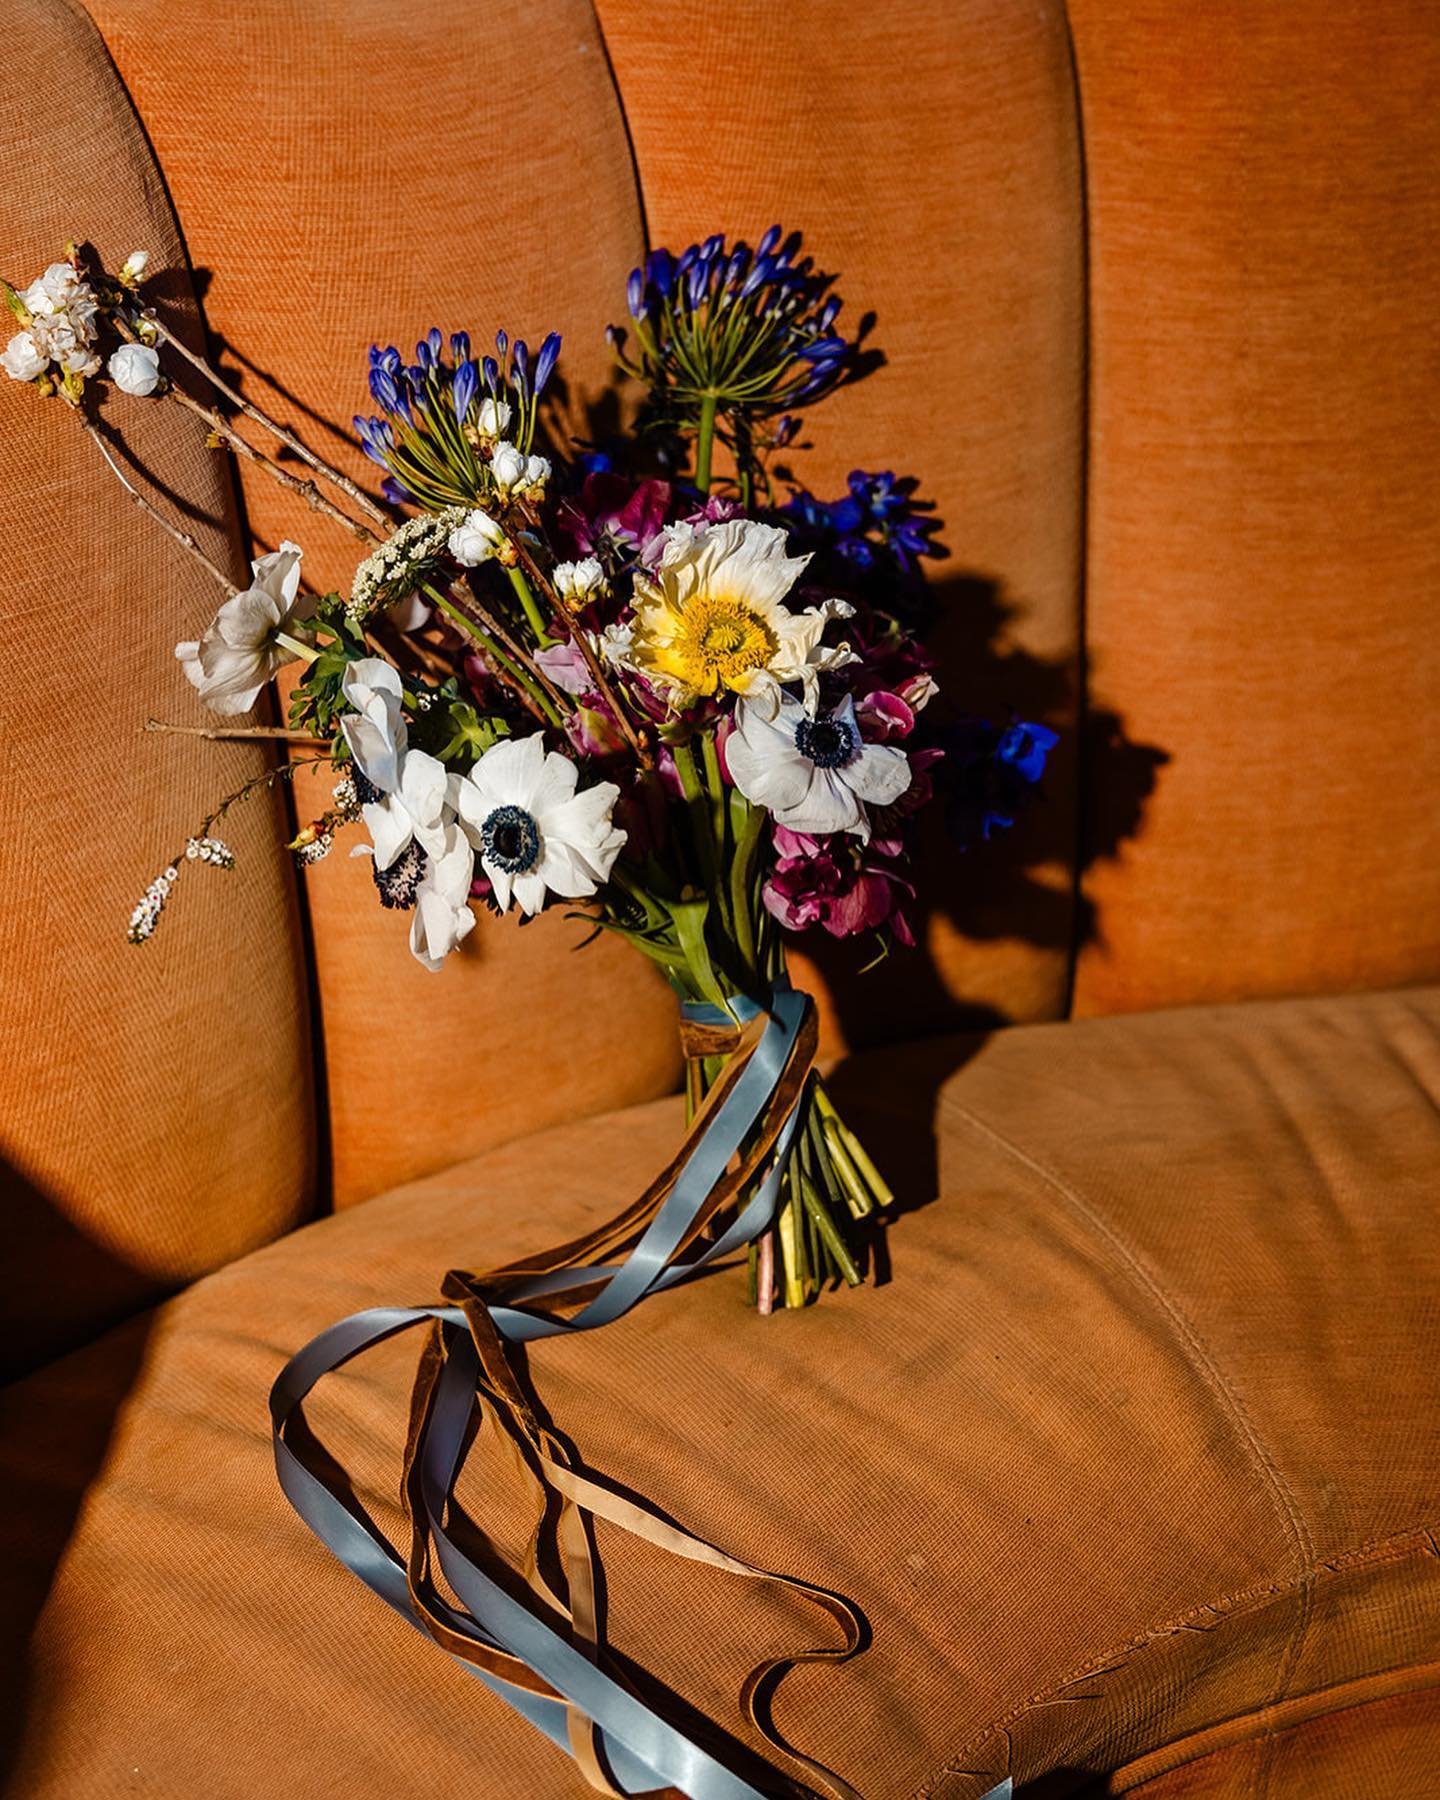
[175,541,310,715]
[726,692,912,842]
[452,733,625,916]
[409,825,477,971]
[339,657,452,869]
[625,518,857,718]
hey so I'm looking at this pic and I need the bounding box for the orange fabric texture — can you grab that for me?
[84,0,682,1206]
[592,0,1088,1047]
[1066,0,1440,1015]
[2,987,1437,1797]
[0,0,315,1376]
[1117,1685,1440,1797]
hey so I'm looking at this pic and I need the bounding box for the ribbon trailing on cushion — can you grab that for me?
[274,981,955,1800]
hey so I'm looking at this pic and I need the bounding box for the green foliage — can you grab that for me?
[287,598,368,737]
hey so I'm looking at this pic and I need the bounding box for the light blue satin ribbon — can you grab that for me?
[272,985,848,1798]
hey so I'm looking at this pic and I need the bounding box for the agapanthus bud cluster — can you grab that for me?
[355,326,560,510]
[609,226,855,435]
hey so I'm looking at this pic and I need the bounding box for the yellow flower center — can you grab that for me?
[665,592,778,696]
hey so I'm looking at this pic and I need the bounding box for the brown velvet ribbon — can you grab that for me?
[278,987,869,1799]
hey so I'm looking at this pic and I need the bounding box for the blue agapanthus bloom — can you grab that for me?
[354,326,561,509]
[609,225,855,430]
[943,716,1059,848]
[781,469,942,585]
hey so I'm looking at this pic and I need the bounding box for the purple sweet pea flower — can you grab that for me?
[533,639,593,697]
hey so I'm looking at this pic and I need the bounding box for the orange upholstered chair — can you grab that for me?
[1,2,1436,1795]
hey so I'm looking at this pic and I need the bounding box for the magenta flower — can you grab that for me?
[558,473,671,562]
[854,689,915,741]
[762,825,915,944]
[565,703,627,760]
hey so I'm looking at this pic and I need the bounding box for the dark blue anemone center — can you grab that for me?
[794,714,857,770]
[481,804,540,873]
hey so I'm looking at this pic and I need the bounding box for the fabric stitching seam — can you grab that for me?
[911,1524,1440,1798]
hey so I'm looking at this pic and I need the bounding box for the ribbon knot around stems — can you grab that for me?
[272,984,880,1800]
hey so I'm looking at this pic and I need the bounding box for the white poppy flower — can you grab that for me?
[448,507,504,566]
[452,732,625,916]
[552,556,609,608]
[174,541,310,715]
[2,330,45,382]
[108,343,161,396]
[523,453,551,493]
[726,692,912,842]
[473,397,511,440]
[339,657,453,869]
[408,825,477,971]
[488,440,527,498]
[627,518,857,718]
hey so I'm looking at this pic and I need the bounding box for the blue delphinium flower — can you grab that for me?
[354,327,562,510]
[608,227,856,472]
[781,469,942,591]
[942,716,1059,848]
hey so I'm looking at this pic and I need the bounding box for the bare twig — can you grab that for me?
[82,419,238,596]
[452,574,570,716]
[136,310,393,532]
[505,524,654,768]
[163,380,380,547]
[145,717,322,746]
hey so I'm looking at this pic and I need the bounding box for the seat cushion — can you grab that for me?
[3,987,1438,1798]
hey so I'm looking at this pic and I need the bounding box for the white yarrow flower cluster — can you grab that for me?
[3,261,103,385]
[349,506,470,621]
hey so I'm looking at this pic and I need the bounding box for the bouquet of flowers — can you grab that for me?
[5,229,1054,1315]
[6,231,1049,1799]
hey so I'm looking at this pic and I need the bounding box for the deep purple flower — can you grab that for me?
[762,826,915,945]
[557,473,672,562]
